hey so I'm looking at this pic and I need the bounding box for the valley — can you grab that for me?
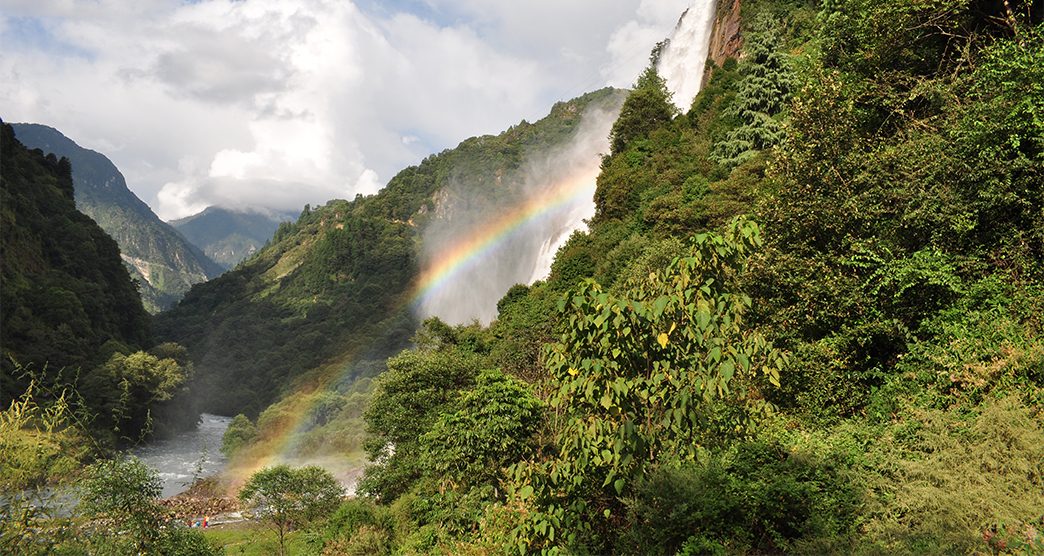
[2,0,1043,555]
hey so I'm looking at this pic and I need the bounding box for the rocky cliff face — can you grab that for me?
[707,0,744,78]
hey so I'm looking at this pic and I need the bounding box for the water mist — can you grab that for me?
[416,97,624,325]
[416,1,720,326]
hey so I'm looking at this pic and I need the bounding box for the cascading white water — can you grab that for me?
[418,2,720,325]
[527,183,596,284]
[656,0,719,112]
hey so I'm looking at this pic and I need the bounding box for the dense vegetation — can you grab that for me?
[0,129,205,550]
[155,87,625,418]
[4,0,1043,553]
[306,1,1043,554]
[10,123,223,312]
[1,122,194,443]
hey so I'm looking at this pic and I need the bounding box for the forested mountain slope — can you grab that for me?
[155,88,625,416]
[170,206,291,269]
[1,122,193,443]
[1,122,150,378]
[11,124,223,312]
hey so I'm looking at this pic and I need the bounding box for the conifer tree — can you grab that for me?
[712,16,793,168]
[608,66,677,155]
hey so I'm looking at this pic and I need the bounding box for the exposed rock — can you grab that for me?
[159,478,240,521]
[706,0,744,85]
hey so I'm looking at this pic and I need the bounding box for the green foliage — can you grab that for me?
[618,437,860,555]
[420,369,543,489]
[608,66,677,155]
[321,498,395,553]
[79,457,165,553]
[158,527,225,556]
[360,343,483,501]
[853,396,1044,555]
[239,465,344,556]
[84,350,189,439]
[0,381,88,556]
[549,219,781,471]
[510,220,785,552]
[0,381,87,494]
[222,414,258,457]
[711,15,793,169]
[489,282,558,383]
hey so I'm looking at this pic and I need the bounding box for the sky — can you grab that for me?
[0,0,691,220]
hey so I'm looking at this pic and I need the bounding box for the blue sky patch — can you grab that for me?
[2,16,94,60]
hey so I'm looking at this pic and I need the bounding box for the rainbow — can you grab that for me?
[410,165,599,308]
[222,165,600,488]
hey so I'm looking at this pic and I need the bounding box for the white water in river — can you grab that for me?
[657,0,718,112]
[133,413,231,498]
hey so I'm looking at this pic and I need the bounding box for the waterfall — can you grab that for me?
[656,0,719,112]
[416,100,619,326]
[527,186,596,284]
[417,3,720,325]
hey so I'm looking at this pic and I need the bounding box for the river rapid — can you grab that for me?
[133,413,231,498]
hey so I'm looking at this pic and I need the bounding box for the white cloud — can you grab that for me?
[0,0,692,220]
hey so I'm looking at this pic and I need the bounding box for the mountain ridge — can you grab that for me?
[10,123,223,312]
[170,206,293,269]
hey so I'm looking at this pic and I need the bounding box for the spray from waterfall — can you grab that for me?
[413,2,719,326]
[657,0,719,112]
[414,97,623,325]
[219,3,724,486]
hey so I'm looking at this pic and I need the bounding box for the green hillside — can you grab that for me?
[170,206,291,269]
[289,1,1042,554]
[154,87,626,417]
[1,122,195,443]
[7,0,1042,553]
[10,124,223,312]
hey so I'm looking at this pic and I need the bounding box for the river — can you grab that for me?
[133,413,231,498]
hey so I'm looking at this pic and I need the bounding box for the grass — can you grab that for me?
[202,521,315,556]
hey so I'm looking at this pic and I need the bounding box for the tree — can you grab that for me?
[238,465,343,556]
[711,15,792,169]
[512,219,786,551]
[360,347,481,500]
[84,350,188,439]
[221,413,258,457]
[420,369,543,489]
[79,457,165,554]
[608,66,677,155]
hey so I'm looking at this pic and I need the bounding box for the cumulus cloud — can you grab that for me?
[0,0,692,220]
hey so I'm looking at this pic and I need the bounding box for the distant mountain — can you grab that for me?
[10,124,223,312]
[170,206,293,269]
[0,121,150,401]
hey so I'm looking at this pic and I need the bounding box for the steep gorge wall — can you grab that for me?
[705,0,744,84]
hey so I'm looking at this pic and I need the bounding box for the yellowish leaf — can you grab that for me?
[657,333,669,348]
